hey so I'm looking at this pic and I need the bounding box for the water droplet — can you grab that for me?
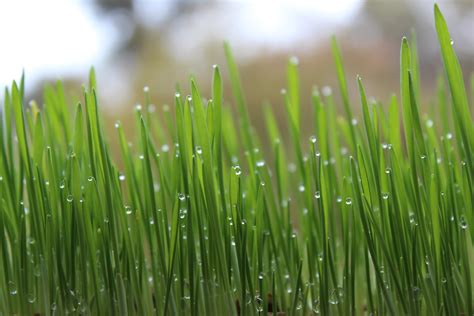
[195,146,202,155]
[27,237,36,245]
[321,86,332,96]
[446,133,453,140]
[67,195,74,203]
[114,121,120,129]
[149,218,155,225]
[143,86,150,93]
[27,292,36,303]
[459,216,468,230]
[345,197,352,205]
[135,104,142,111]
[178,193,185,201]
[385,167,392,174]
[409,212,416,224]
[312,299,320,313]
[314,191,321,199]
[88,176,95,182]
[289,56,299,65]
[125,206,132,215]
[382,192,389,200]
[51,302,57,311]
[309,135,317,144]
[441,277,447,284]
[450,39,454,45]
[59,180,65,189]
[336,196,342,203]
[175,92,181,98]
[119,174,126,181]
[256,160,265,167]
[234,165,242,176]
[329,290,339,305]
[8,281,17,295]
[298,185,305,192]
[426,119,433,128]
[161,144,169,152]
[351,118,358,126]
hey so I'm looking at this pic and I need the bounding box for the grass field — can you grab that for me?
[0,4,472,315]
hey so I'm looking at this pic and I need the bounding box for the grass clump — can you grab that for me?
[0,4,472,315]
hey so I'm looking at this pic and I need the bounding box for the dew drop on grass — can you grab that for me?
[345,198,352,205]
[351,118,358,126]
[178,193,185,201]
[195,146,202,155]
[289,56,299,65]
[59,180,65,189]
[8,281,17,295]
[67,195,74,203]
[114,121,120,129]
[125,206,132,215]
[88,176,95,182]
[321,86,332,96]
[298,185,305,192]
[233,165,242,176]
[27,237,36,245]
[329,291,338,305]
[161,144,170,152]
[256,160,265,167]
[314,191,321,199]
[382,192,389,200]
[441,277,447,284]
[135,104,142,111]
[446,132,453,140]
[27,292,36,303]
[426,119,433,128]
[385,167,392,174]
[459,216,468,230]
[309,135,317,144]
[409,212,416,224]
[51,303,57,311]
[119,174,125,181]
[450,39,454,45]
[312,299,320,313]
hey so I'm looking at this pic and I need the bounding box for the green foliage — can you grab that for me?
[0,5,472,315]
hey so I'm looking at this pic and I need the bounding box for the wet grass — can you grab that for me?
[0,4,472,315]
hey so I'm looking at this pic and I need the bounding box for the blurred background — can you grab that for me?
[0,0,473,142]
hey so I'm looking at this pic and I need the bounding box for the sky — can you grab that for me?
[0,0,120,89]
[0,0,363,91]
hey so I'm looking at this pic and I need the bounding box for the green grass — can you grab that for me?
[0,4,472,315]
